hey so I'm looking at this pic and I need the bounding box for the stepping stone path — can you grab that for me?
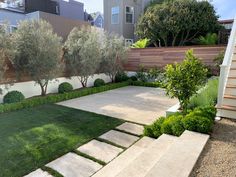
[77,140,123,163]
[116,122,144,136]
[99,130,139,148]
[24,169,53,177]
[46,152,102,177]
[25,122,144,177]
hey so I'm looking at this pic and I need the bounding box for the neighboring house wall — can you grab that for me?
[0,9,88,40]
[94,14,104,28]
[53,0,84,21]
[104,0,151,42]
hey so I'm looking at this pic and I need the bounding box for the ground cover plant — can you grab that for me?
[188,77,219,109]
[0,104,123,177]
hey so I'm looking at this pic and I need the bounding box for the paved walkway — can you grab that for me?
[57,86,178,125]
[25,122,144,177]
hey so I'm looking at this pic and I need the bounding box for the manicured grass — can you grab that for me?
[0,104,124,177]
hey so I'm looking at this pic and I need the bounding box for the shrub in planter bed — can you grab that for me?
[115,72,129,82]
[130,81,161,88]
[182,115,213,134]
[144,106,215,138]
[58,82,73,93]
[144,117,165,138]
[3,91,25,104]
[0,81,130,113]
[94,78,105,87]
[130,76,138,81]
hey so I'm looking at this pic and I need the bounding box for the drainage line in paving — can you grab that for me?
[73,150,106,166]
[95,138,127,150]
[41,166,63,177]
[113,128,143,137]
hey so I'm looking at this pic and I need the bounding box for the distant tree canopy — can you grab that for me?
[136,0,220,47]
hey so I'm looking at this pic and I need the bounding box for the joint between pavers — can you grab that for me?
[113,128,143,137]
[41,166,63,177]
[73,150,107,166]
[95,137,127,150]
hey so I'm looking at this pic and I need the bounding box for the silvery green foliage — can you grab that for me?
[0,23,12,94]
[64,26,102,87]
[101,33,128,82]
[10,20,62,96]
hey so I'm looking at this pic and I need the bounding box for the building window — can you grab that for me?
[125,39,133,46]
[111,6,119,24]
[126,6,134,24]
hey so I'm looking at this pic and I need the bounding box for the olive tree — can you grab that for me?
[64,26,102,87]
[11,20,62,96]
[100,33,128,82]
[165,49,207,113]
[0,24,14,94]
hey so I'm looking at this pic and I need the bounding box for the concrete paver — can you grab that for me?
[116,122,144,136]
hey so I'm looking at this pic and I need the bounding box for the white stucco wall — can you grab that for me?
[0,73,111,103]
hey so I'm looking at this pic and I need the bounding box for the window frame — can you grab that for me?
[125,6,134,24]
[111,6,119,25]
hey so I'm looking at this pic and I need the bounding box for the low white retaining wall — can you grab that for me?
[0,73,111,103]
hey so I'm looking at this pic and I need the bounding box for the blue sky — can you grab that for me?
[79,0,236,20]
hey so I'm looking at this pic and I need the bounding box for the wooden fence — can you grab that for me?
[124,45,226,71]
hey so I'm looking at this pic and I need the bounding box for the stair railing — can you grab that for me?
[217,16,236,116]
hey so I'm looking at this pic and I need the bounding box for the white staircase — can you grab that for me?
[92,131,209,177]
[217,16,236,119]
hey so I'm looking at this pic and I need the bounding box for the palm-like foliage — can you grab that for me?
[197,33,218,45]
[131,38,150,48]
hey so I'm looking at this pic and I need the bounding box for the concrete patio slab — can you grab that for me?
[24,169,53,177]
[57,86,178,125]
[46,152,102,177]
[77,140,123,163]
[116,122,144,136]
[99,130,139,148]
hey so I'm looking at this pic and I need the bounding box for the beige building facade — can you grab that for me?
[104,0,151,45]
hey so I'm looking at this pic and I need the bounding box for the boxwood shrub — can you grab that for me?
[3,91,25,104]
[144,106,215,138]
[115,72,129,82]
[130,81,161,88]
[58,82,73,93]
[94,79,105,87]
[0,81,130,113]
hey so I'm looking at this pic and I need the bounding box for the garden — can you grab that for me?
[0,0,227,176]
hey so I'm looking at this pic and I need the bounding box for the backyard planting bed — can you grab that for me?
[0,104,123,177]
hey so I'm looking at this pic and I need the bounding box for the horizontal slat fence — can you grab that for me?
[124,46,226,71]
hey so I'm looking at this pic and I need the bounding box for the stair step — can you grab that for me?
[229,69,236,77]
[145,131,209,177]
[92,137,155,177]
[226,84,236,88]
[217,109,236,119]
[225,87,236,96]
[227,77,236,85]
[114,134,177,177]
[223,95,236,107]
[220,105,236,111]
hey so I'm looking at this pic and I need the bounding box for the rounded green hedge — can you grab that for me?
[130,76,138,81]
[58,82,73,94]
[3,91,25,104]
[94,78,105,87]
[115,72,129,82]
[161,115,185,136]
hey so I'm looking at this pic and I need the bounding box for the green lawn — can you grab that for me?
[0,104,124,177]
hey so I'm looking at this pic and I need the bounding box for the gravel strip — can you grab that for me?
[190,118,236,177]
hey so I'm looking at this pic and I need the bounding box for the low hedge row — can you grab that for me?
[130,81,161,88]
[0,81,130,113]
[144,106,216,138]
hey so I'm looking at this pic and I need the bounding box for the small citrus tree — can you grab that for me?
[100,33,128,82]
[165,49,207,112]
[64,26,102,87]
[11,20,62,96]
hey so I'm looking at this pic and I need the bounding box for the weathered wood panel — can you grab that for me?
[124,46,226,71]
